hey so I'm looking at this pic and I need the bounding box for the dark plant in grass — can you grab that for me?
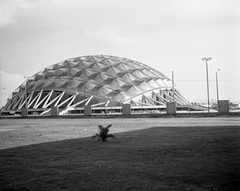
[92,124,115,142]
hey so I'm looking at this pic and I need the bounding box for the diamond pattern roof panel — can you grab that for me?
[108,80,119,89]
[111,66,126,75]
[34,80,44,90]
[55,68,69,76]
[55,79,69,88]
[111,93,125,103]
[138,82,152,91]
[91,63,101,71]
[131,70,151,82]
[51,63,62,70]
[34,74,43,81]
[99,73,112,81]
[86,56,96,62]
[155,79,165,86]
[107,58,121,65]
[59,61,70,68]
[69,68,79,76]
[141,69,159,80]
[87,82,102,91]
[68,61,79,68]
[129,61,145,70]
[43,79,55,88]
[124,63,138,72]
[43,69,55,79]
[92,56,105,63]
[27,82,35,91]
[100,58,111,66]
[88,72,99,79]
[162,79,171,87]
[104,77,115,84]
[126,86,140,97]
[79,70,88,79]
[82,61,94,68]
[147,79,159,88]
[105,67,117,76]
[93,73,105,84]
[115,63,127,71]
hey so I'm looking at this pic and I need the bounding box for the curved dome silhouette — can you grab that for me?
[3,55,189,114]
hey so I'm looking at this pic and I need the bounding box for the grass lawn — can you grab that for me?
[0,125,239,191]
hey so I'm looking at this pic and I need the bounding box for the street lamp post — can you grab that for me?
[216,69,220,103]
[202,57,211,112]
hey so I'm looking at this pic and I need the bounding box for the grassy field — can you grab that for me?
[0,123,239,190]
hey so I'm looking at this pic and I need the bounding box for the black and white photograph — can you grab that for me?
[0,0,239,190]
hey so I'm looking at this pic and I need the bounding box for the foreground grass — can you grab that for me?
[0,126,239,191]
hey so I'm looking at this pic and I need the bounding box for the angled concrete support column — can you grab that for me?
[122,104,131,115]
[84,105,92,116]
[167,102,177,114]
[21,108,28,117]
[51,106,59,117]
[218,100,229,113]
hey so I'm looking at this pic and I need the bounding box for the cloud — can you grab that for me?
[0,70,24,107]
[84,28,144,46]
[0,1,16,27]
[0,0,100,27]
[0,70,24,88]
[50,0,99,7]
[0,0,38,27]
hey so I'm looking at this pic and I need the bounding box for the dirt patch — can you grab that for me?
[0,117,239,150]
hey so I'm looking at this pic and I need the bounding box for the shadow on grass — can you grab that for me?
[0,126,240,191]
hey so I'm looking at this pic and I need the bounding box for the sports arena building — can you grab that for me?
[2,55,192,116]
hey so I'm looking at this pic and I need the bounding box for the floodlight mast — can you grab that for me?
[216,69,220,103]
[202,57,211,112]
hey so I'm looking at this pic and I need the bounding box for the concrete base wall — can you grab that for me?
[84,105,92,116]
[166,102,177,114]
[51,106,59,117]
[218,100,229,113]
[21,108,28,117]
[122,104,131,115]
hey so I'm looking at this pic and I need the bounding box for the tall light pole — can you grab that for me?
[202,57,211,112]
[216,69,220,104]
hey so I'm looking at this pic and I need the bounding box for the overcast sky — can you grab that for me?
[0,0,239,107]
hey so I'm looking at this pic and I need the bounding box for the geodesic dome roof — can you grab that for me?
[4,55,190,111]
[32,55,172,99]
